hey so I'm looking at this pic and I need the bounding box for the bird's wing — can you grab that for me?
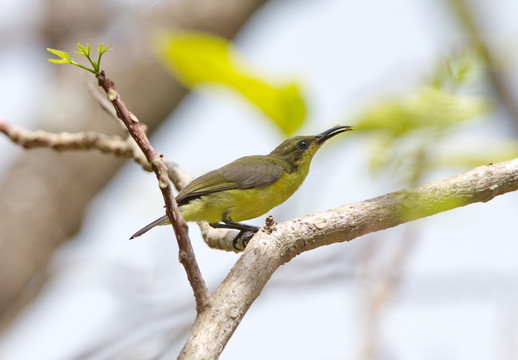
[176,156,284,205]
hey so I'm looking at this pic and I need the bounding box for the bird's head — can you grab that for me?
[269,125,353,172]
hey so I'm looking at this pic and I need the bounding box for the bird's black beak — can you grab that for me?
[315,125,353,144]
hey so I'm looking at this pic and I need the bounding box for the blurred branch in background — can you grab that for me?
[449,0,518,132]
[0,0,267,334]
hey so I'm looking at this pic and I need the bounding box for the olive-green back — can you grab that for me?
[176,155,284,206]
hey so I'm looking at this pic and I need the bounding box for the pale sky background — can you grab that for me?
[0,0,518,359]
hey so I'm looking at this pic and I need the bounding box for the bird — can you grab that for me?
[130,125,353,249]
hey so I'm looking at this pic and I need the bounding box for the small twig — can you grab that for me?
[0,118,150,170]
[0,119,125,153]
[95,71,209,312]
[0,118,240,252]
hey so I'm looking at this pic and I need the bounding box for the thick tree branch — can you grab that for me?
[95,71,210,311]
[179,158,518,359]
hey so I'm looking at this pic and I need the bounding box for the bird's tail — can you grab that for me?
[130,215,169,239]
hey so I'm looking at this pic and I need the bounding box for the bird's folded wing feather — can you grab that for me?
[176,156,284,205]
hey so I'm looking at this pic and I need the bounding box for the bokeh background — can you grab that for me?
[1,0,518,359]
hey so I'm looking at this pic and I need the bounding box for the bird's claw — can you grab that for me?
[232,229,258,251]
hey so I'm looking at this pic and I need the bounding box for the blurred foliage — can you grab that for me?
[355,86,488,136]
[429,50,484,90]
[352,52,518,184]
[152,31,517,185]
[154,31,306,136]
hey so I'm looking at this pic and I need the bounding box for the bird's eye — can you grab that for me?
[297,140,309,151]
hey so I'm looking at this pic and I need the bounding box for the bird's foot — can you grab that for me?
[209,221,259,251]
[232,229,258,251]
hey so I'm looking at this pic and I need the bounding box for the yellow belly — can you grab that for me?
[179,171,306,223]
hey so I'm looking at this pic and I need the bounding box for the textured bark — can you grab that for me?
[0,0,266,331]
[179,158,518,359]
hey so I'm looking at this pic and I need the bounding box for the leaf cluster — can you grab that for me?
[47,43,112,75]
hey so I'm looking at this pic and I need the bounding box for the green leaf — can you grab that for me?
[48,58,71,64]
[153,31,306,136]
[47,48,71,61]
[75,42,88,56]
[98,43,112,55]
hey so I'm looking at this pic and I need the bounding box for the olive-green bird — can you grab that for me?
[130,125,353,248]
